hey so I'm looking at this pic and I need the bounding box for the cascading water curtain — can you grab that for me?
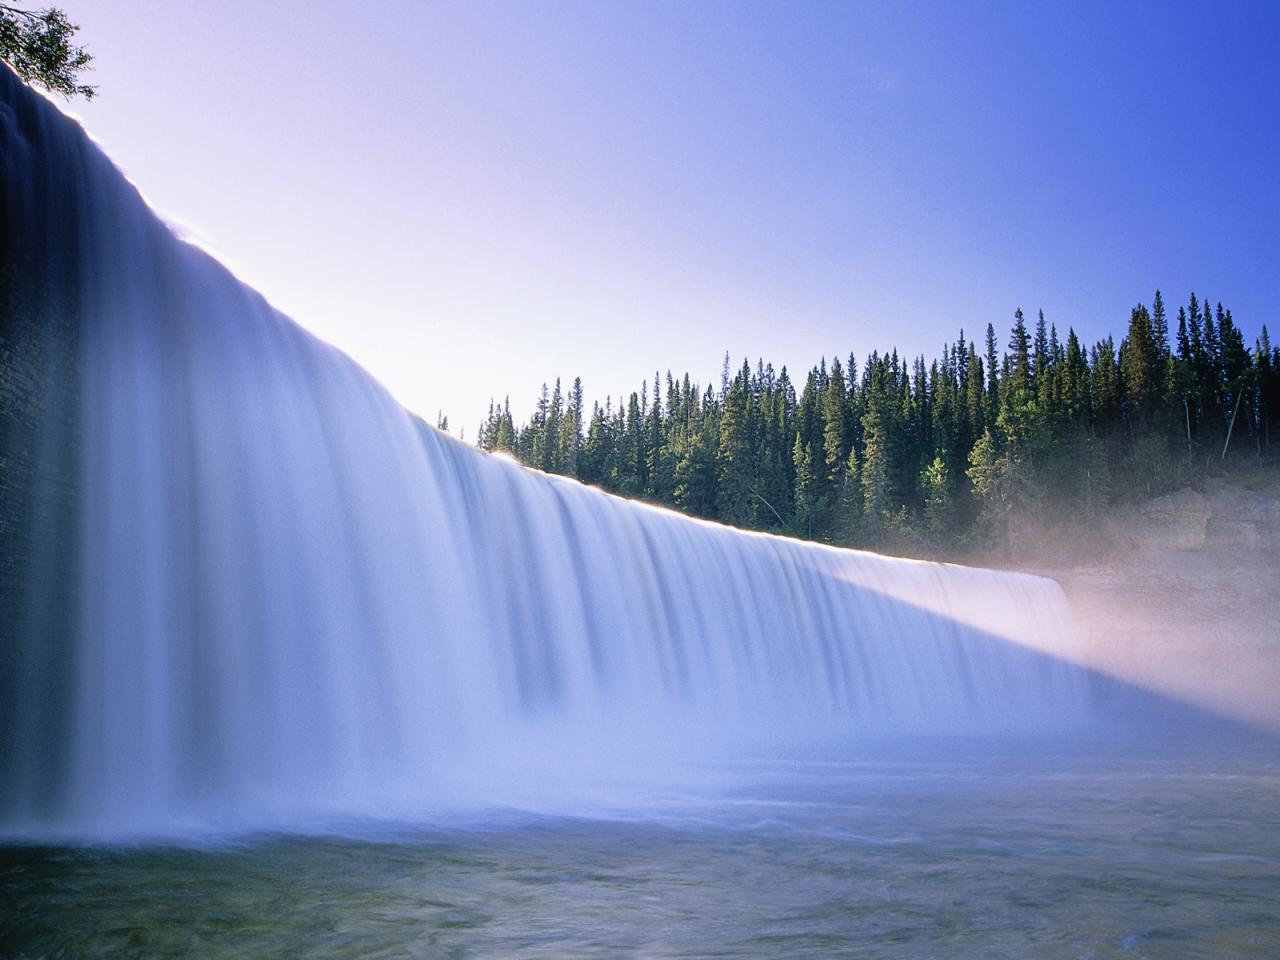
[0,67,1090,841]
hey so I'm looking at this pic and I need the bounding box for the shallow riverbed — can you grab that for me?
[4,732,1278,959]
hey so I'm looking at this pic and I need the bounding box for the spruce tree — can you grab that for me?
[1010,309,1032,396]
[716,365,754,526]
[1256,327,1275,452]
[1061,330,1091,424]
[487,291,1268,551]
[561,377,584,478]
[966,428,1006,545]
[822,356,852,517]
[674,412,717,517]
[1091,338,1121,429]
[1121,304,1159,431]
[984,322,1000,427]
[860,402,891,548]
[966,343,986,442]
[1033,310,1050,394]
[920,455,952,543]
[1151,290,1169,358]
[792,434,819,539]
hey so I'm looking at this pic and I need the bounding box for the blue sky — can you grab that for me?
[68,0,1279,432]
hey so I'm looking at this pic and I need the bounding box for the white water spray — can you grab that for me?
[0,70,1088,840]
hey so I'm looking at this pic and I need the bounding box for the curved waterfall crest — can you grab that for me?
[0,68,1089,839]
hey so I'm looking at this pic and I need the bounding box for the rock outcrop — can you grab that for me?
[1131,487,1212,551]
[1001,466,1280,730]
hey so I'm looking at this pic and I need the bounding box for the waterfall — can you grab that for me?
[1,69,1089,840]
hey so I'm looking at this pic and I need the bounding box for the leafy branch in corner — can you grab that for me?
[0,3,94,99]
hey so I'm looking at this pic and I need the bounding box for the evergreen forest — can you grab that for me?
[476,293,1278,553]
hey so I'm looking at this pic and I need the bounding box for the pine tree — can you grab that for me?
[1091,337,1120,430]
[716,364,754,526]
[822,356,852,516]
[860,393,892,547]
[1033,309,1050,394]
[985,322,1000,427]
[1151,290,1169,359]
[792,433,819,539]
[920,455,952,543]
[1010,309,1032,396]
[486,291,1269,554]
[530,383,551,467]
[760,365,796,527]
[645,371,671,501]
[1121,303,1159,431]
[1202,300,1223,434]
[1061,329,1091,424]
[966,343,985,442]
[544,378,564,473]
[674,411,717,517]
[496,398,515,452]
[966,428,1006,545]
[560,377,584,478]
[855,371,896,547]
[617,392,643,494]
[793,368,826,533]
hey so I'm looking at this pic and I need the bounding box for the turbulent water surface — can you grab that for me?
[4,734,1279,959]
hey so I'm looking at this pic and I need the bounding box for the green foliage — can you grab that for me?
[1,4,94,99]
[1127,434,1176,498]
[1121,303,1160,428]
[919,455,952,542]
[716,362,755,526]
[791,433,819,538]
[965,428,1006,542]
[859,386,893,547]
[480,292,1277,555]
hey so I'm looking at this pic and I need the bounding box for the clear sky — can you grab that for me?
[66,0,1279,434]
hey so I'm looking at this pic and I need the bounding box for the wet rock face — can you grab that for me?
[1136,487,1212,551]
[1117,478,1280,555]
[1203,483,1280,552]
[1207,519,1264,550]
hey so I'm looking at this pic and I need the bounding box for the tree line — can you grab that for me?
[477,292,1277,552]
